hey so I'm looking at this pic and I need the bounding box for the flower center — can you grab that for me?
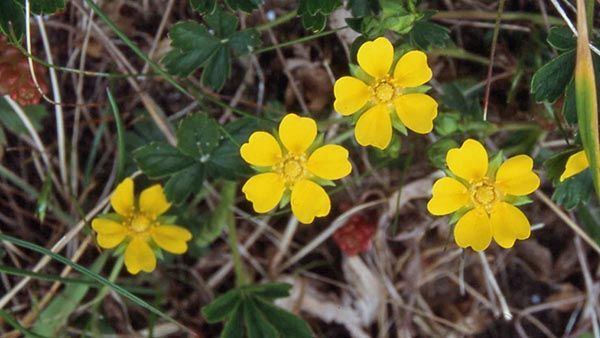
[469,178,501,213]
[275,153,308,187]
[371,78,397,103]
[128,213,153,233]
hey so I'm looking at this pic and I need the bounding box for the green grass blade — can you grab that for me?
[31,253,109,336]
[106,88,126,182]
[0,233,194,334]
[0,310,50,338]
[0,265,98,286]
[575,0,600,200]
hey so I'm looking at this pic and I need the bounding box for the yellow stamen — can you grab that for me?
[128,213,153,233]
[469,178,502,213]
[371,77,398,104]
[274,153,308,187]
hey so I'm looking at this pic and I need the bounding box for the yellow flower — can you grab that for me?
[91,178,192,274]
[240,113,352,224]
[333,37,438,149]
[560,150,589,182]
[427,139,540,251]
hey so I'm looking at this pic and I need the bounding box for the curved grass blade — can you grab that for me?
[575,0,600,200]
[0,233,194,334]
[106,88,126,182]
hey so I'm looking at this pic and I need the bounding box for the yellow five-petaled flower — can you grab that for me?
[240,113,352,224]
[92,178,192,274]
[427,139,540,251]
[333,37,438,149]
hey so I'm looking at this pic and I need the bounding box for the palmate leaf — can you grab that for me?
[202,283,312,338]
[530,49,576,103]
[298,0,341,32]
[0,0,64,39]
[162,8,260,90]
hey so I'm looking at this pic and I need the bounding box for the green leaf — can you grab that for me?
[164,162,205,204]
[575,202,600,246]
[547,26,576,51]
[224,0,262,12]
[530,49,576,103]
[176,114,221,158]
[133,142,196,178]
[31,253,108,336]
[408,19,450,50]
[162,21,220,76]
[253,298,313,338]
[190,0,216,13]
[563,80,577,124]
[202,282,312,338]
[434,113,460,136]
[30,0,64,14]
[348,0,379,17]
[243,299,279,338]
[427,138,458,169]
[196,181,236,246]
[543,148,580,184]
[0,0,24,39]
[205,9,238,38]
[220,303,244,338]
[552,170,594,209]
[298,0,340,32]
[440,81,483,119]
[228,29,261,55]
[0,99,48,134]
[202,288,242,323]
[201,46,231,91]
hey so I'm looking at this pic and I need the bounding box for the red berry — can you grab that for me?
[0,37,48,106]
[333,214,376,256]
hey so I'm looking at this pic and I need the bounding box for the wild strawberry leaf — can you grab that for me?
[298,0,341,32]
[190,0,217,13]
[224,0,263,12]
[176,114,222,158]
[0,0,64,39]
[530,49,576,103]
[547,26,576,51]
[133,142,196,178]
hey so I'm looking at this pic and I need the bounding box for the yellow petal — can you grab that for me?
[393,51,432,88]
[111,178,134,216]
[151,225,192,254]
[242,173,286,213]
[357,37,394,79]
[427,177,469,215]
[446,139,488,182]
[124,237,156,274]
[279,113,317,154]
[560,150,589,182]
[240,131,282,167]
[393,93,438,134]
[139,184,171,218]
[490,202,531,249]
[92,218,128,249]
[307,145,352,180]
[333,76,370,116]
[290,179,331,224]
[495,155,540,196]
[454,208,492,252]
[355,104,392,149]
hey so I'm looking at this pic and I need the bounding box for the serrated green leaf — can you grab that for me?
[243,283,292,300]
[531,49,576,103]
[201,46,231,91]
[348,0,378,17]
[563,80,577,124]
[433,113,460,136]
[162,21,220,76]
[228,29,261,55]
[300,12,327,32]
[552,170,594,209]
[205,9,238,38]
[243,299,279,338]
[409,20,450,50]
[134,142,196,178]
[190,0,217,13]
[440,81,483,119]
[164,162,205,204]
[176,114,221,158]
[547,26,576,51]
[30,0,64,14]
[196,181,236,246]
[202,288,242,323]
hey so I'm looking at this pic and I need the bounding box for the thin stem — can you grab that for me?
[253,27,346,54]
[256,10,298,32]
[227,210,249,287]
[483,0,506,121]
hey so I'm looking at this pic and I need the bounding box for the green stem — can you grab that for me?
[433,10,563,26]
[253,27,346,54]
[227,210,249,287]
[256,10,298,32]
